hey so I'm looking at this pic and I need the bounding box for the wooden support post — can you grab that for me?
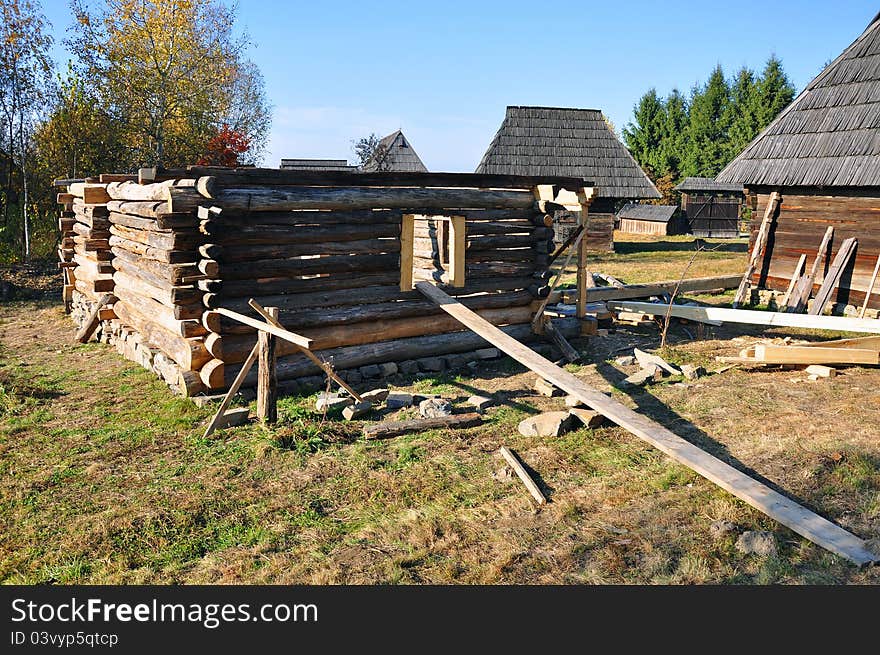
[415,281,878,566]
[449,214,466,288]
[203,344,259,439]
[859,254,880,318]
[576,198,590,319]
[733,191,780,308]
[75,293,116,343]
[400,213,414,291]
[247,299,364,403]
[257,306,278,424]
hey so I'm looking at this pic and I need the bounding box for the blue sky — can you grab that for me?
[40,0,879,171]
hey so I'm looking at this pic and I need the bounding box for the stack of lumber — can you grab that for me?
[182,169,564,392]
[717,335,880,366]
[102,179,207,395]
[63,182,116,302]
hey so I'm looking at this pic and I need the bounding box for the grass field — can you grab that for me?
[2,234,879,584]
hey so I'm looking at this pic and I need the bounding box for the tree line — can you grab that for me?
[623,56,795,202]
[0,0,271,262]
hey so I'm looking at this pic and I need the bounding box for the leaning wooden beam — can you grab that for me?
[859,254,880,319]
[416,281,878,566]
[606,301,880,335]
[203,343,259,439]
[363,412,483,439]
[808,237,858,316]
[733,191,780,308]
[247,299,364,403]
[499,446,547,505]
[213,307,313,348]
[780,253,807,309]
[75,293,116,343]
[787,226,834,314]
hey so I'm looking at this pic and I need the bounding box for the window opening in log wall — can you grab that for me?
[400,214,465,291]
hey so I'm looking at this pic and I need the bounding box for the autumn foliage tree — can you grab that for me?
[197,123,250,167]
[66,0,270,167]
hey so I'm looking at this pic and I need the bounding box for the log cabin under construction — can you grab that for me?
[56,169,596,397]
[716,12,880,311]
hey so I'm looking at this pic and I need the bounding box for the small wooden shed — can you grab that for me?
[616,203,680,236]
[674,177,743,238]
[716,12,880,311]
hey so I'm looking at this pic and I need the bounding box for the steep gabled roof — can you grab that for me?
[475,106,660,199]
[674,177,743,193]
[617,203,677,222]
[717,14,880,187]
[362,130,428,172]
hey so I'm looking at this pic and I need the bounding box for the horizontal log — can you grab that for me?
[207,305,535,364]
[99,173,137,183]
[73,241,112,261]
[113,300,210,371]
[108,235,196,264]
[114,288,207,338]
[364,413,483,439]
[199,222,399,245]
[72,252,113,276]
[201,280,535,311]
[198,259,220,277]
[200,237,400,263]
[177,185,536,213]
[197,271,400,296]
[109,224,199,251]
[72,199,110,218]
[113,256,199,297]
[109,211,167,232]
[113,268,202,306]
[69,182,110,204]
[198,207,403,228]
[105,179,192,202]
[582,275,743,302]
[205,290,533,334]
[72,222,109,239]
[110,247,200,285]
[189,169,590,191]
[213,252,400,280]
[217,318,578,388]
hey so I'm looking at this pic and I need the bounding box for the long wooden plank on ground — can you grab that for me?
[799,335,880,350]
[572,275,741,303]
[606,301,880,335]
[733,191,779,308]
[809,237,858,315]
[752,344,879,365]
[415,281,877,566]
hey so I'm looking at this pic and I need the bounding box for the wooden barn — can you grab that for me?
[475,106,661,252]
[717,12,880,312]
[674,177,743,238]
[362,130,428,172]
[616,203,680,236]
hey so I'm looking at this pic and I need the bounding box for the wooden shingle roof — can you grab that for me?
[617,203,677,223]
[475,106,660,199]
[674,177,743,193]
[362,130,428,172]
[717,14,880,188]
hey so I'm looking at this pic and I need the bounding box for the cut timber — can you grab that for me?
[606,301,880,335]
[415,281,877,566]
[752,344,878,365]
[733,191,780,308]
[363,412,483,439]
[799,335,880,350]
[257,307,279,423]
[180,186,536,213]
[788,226,834,314]
[213,307,312,348]
[809,238,858,315]
[805,365,836,378]
[780,254,807,309]
[498,446,547,505]
[578,275,741,303]
[75,293,116,343]
[859,254,880,319]
[203,343,260,439]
